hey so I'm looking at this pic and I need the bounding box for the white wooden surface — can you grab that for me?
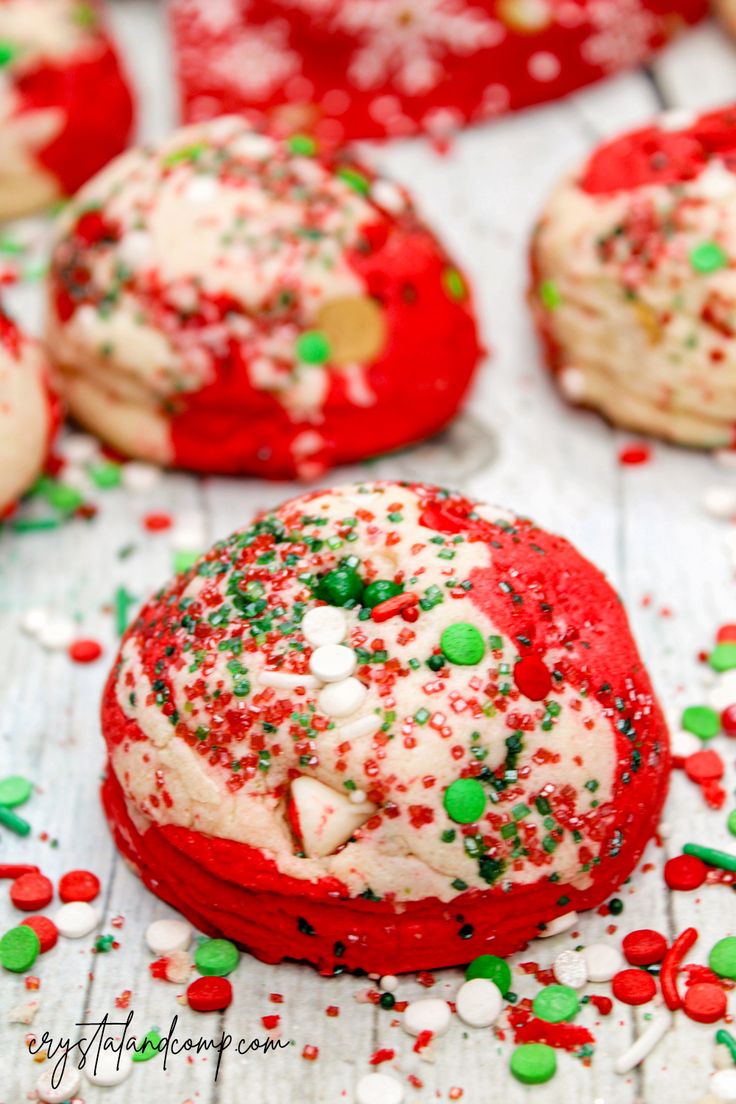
[3,7,736,1104]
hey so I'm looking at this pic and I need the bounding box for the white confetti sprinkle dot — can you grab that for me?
[55,901,100,939]
[302,605,347,648]
[318,677,367,718]
[455,978,503,1028]
[356,1072,404,1104]
[702,486,736,519]
[82,1048,133,1087]
[537,911,578,938]
[36,1065,82,1104]
[309,643,357,683]
[711,1069,736,1101]
[37,615,77,651]
[553,948,588,989]
[402,998,451,1038]
[583,943,625,983]
[708,671,736,712]
[20,607,49,636]
[145,918,192,955]
[121,461,162,493]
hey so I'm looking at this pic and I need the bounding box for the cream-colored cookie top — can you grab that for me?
[0,319,52,511]
[106,481,666,905]
[0,0,101,71]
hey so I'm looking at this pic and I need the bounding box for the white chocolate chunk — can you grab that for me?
[290,776,376,858]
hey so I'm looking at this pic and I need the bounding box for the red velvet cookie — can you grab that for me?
[47,117,482,479]
[530,104,736,447]
[170,0,707,142]
[100,480,669,975]
[0,0,134,219]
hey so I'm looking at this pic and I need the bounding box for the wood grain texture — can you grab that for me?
[2,8,736,1104]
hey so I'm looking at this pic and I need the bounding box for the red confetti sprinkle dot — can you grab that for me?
[20,916,58,953]
[721,704,736,737]
[302,1045,319,1061]
[10,872,53,911]
[143,512,172,532]
[262,1014,280,1029]
[618,443,651,466]
[685,749,725,785]
[683,982,727,1024]
[186,976,233,1012]
[664,854,708,891]
[623,929,668,966]
[717,624,736,644]
[58,870,101,903]
[612,969,657,1006]
[513,655,552,702]
[68,639,103,664]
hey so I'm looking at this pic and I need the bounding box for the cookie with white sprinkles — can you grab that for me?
[47,115,482,480]
[101,480,669,974]
[531,104,736,448]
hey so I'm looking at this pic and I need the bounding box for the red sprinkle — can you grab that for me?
[618,443,651,466]
[685,749,724,784]
[143,512,173,532]
[20,916,58,954]
[721,704,736,737]
[717,624,736,644]
[186,976,233,1012]
[261,1014,280,1029]
[513,655,552,702]
[611,969,657,1006]
[684,982,727,1024]
[302,1045,319,1061]
[661,927,699,1011]
[0,864,40,879]
[10,873,53,911]
[371,592,418,623]
[58,870,100,903]
[664,854,708,891]
[68,639,103,664]
[369,1048,396,1065]
[623,929,668,966]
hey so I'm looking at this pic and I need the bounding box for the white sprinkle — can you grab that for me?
[658,108,696,132]
[145,918,192,955]
[184,175,219,204]
[702,486,736,519]
[302,605,347,648]
[614,1009,672,1074]
[671,728,702,758]
[36,1065,82,1103]
[37,615,76,651]
[338,714,380,741]
[455,978,503,1028]
[121,461,162,493]
[583,943,624,982]
[658,821,672,840]
[537,911,578,938]
[349,789,368,804]
[318,677,367,718]
[62,433,98,466]
[259,671,321,690]
[379,974,399,993]
[553,948,588,989]
[54,901,100,939]
[7,998,40,1024]
[370,179,406,215]
[83,1048,133,1087]
[402,998,452,1038]
[708,671,736,712]
[117,230,153,270]
[711,1068,736,1101]
[309,643,357,683]
[20,607,49,636]
[693,161,736,200]
[356,1072,404,1104]
[559,367,586,401]
[716,449,736,470]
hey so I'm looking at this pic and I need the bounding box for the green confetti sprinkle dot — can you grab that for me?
[443,268,466,302]
[441,622,485,665]
[709,937,736,980]
[533,984,580,1024]
[288,134,317,156]
[0,926,39,973]
[465,954,512,996]
[681,704,720,740]
[728,810,736,837]
[443,778,486,825]
[363,580,402,608]
[539,279,562,310]
[510,1043,557,1085]
[709,643,736,673]
[133,1027,163,1063]
[89,462,122,489]
[0,776,32,808]
[296,330,331,364]
[690,241,728,274]
[195,938,240,977]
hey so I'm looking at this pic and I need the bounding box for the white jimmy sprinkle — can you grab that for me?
[614,1009,672,1075]
[356,1072,404,1104]
[455,978,503,1028]
[145,918,193,956]
[309,643,357,683]
[537,911,578,938]
[338,714,380,741]
[711,1069,736,1102]
[553,948,588,990]
[583,943,624,983]
[301,605,347,648]
[402,998,451,1038]
[54,901,100,939]
[318,677,367,718]
[259,671,321,690]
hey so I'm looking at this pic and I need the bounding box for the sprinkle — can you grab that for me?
[146,918,192,955]
[583,943,625,982]
[553,949,588,990]
[0,776,32,808]
[143,512,173,532]
[539,279,562,310]
[54,901,100,939]
[710,937,736,980]
[711,1069,736,1101]
[20,917,57,954]
[443,778,486,824]
[465,954,512,995]
[82,1048,133,1087]
[513,654,552,701]
[402,998,451,1037]
[537,911,578,938]
[379,975,399,993]
[533,985,579,1023]
[455,978,503,1027]
[68,639,103,664]
[35,1064,82,1104]
[89,461,122,489]
[10,516,61,533]
[510,1043,557,1085]
[683,842,736,873]
[710,643,736,672]
[58,870,100,903]
[716,1029,736,1064]
[296,330,331,364]
[618,442,651,465]
[661,927,698,1010]
[622,929,668,966]
[187,975,233,1012]
[684,982,726,1024]
[702,486,736,518]
[612,969,656,1006]
[195,938,239,977]
[681,705,720,740]
[690,241,728,273]
[302,606,347,647]
[356,1073,404,1104]
[133,1027,163,1063]
[309,644,357,683]
[115,586,135,635]
[259,671,321,690]
[318,677,368,718]
[440,622,485,666]
[614,1009,672,1074]
[10,873,53,911]
[0,925,39,972]
[36,615,76,651]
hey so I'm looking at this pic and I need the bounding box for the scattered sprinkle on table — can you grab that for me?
[20,915,58,953]
[709,937,736,980]
[664,853,708,891]
[465,953,511,995]
[187,975,233,1012]
[58,869,100,903]
[54,901,100,939]
[195,937,240,976]
[10,873,53,911]
[533,984,579,1023]
[611,969,657,1006]
[510,1042,557,1085]
[68,639,103,664]
[145,917,192,955]
[0,775,32,807]
[0,924,40,972]
[402,998,451,1037]
[622,929,668,966]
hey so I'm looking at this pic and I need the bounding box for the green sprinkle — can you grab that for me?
[716,1029,736,1063]
[0,925,39,972]
[709,643,736,673]
[683,842,736,872]
[443,778,486,825]
[288,134,317,156]
[115,586,134,636]
[0,776,32,808]
[89,462,122,489]
[539,279,562,310]
[709,937,736,979]
[442,267,466,302]
[318,567,363,607]
[363,580,402,608]
[0,806,31,836]
[195,938,239,977]
[510,1043,557,1085]
[681,704,720,740]
[465,954,512,995]
[690,241,728,274]
[164,142,206,167]
[11,517,61,533]
[440,622,485,665]
[296,330,331,364]
[533,984,579,1023]
[133,1027,163,1063]
[0,41,17,67]
[173,550,200,574]
[728,810,736,837]
[337,167,370,195]
[42,481,84,513]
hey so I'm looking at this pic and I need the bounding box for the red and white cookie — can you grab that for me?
[530,104,736,447]
[101,480,669,975]
[47,116,482,479]
[0,312,57,514]
[0,0,134,220]
[170,0,707,142]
